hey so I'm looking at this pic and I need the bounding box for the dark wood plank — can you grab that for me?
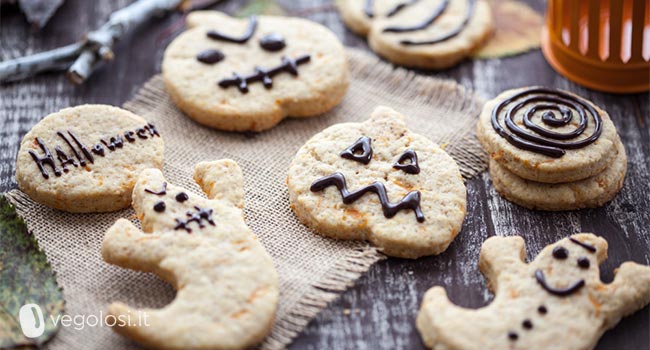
[1,1,648,350]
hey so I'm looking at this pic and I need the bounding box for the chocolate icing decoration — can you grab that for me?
[145,182,167,196]
[196,49,225,64]
[56,131,87,166]
[552,246,568,259]
[92,144,105,156]
[398,0,477,46]
[364,0,374,18]
[207,15,257,43]
[340,136,373,165]
[577,257,590,269]
[174,206,216,233]
[176,192,189,203]
[310,172,425,222]
[522,320,533,329]
[55,146,77,172]
[218,55,311,93]
[383,0,448,33]
[136,127,148,139]
[508,332,518,341]
[259,33,286,52]
[101,136,124,151]
[153,201,166,212]
[538,305,548,314]
[29,138,61,179]
[386,0,419,17]
[67,131,94,164]
[124,130,136,142]
[535,269,585,297]
[569,237,597,252]
[393,149,420,174]
[491,87,603,158]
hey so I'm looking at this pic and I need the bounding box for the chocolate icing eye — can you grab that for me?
[552,246,568,259]
[393,149,420,174]
[340,136,373,164]
[577,257,590,269]
[153,201,166,212]
[196,49,225,64]
[176,192,189,203]
[259,33,286,52]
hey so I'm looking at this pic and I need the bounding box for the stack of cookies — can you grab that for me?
[477,87,627,211]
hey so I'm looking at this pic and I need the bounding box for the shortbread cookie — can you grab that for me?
[287,106,466,259]
[477,87,620,183]
[336,0,493,69]
[162,11,349,132]
[102,160,278,350]
[417,233,650,350]
[489,139,627,211]
[15,105,164,213]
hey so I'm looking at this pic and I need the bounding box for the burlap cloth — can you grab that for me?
[6,49,487,350]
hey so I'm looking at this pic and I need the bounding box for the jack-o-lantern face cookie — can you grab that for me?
[102,160,279,350]
[287,106,466,259]
[15,104,164,213]
[417,233,650,350]
[336,0,493,69]
[162,11,350,132]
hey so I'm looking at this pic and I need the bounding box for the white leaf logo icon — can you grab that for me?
[19,303,45,338]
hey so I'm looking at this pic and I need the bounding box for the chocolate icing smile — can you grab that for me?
[218,55,311,93]
[310,172,425,222]
[535,269,585,297]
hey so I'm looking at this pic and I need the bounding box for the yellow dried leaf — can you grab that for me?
[473,0,544,59]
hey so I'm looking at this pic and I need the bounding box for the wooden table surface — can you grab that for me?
[1,1,648,349]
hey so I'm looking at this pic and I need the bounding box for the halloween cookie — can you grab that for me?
[15,105,164,213]
[287,106,466,259]
[336,0,493,69]
[162,11,350,132]
[477,87,621,183]
[417,233,650,350]
[102,160,278,350]
[489,139,627,211]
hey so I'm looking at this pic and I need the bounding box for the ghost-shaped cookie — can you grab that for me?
[162,11,350,132]
[336,0,493,69]
[417,233,650,350]
[287,106,466,259]
[102,160,278,350]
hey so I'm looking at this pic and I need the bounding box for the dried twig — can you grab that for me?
[0,0,185,84]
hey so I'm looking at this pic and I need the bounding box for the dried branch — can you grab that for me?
[0,0,185,84]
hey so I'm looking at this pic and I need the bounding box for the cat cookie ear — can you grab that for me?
[194,159,245,209]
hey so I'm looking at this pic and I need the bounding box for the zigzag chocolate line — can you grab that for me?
[310,172,425,222]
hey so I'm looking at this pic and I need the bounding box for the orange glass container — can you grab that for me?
[542,0,650,93]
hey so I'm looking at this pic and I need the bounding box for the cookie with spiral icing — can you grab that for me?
[477,87,621,183]
[287,106,466,259]
[336,0,493,69]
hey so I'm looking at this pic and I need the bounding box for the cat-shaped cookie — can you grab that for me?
[163,11,349,132]
[417,233,650,350]
[102,160,278,350]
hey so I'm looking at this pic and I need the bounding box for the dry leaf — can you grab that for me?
[473,0,543,59]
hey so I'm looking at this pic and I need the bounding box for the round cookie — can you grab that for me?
[336,0,493,69]
[489,140,627,211]
[287,106,466,259]
[15,105,164,213]
[477,87,620,183]
[162,11,350,132]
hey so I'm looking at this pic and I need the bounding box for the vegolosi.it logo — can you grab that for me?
[19,303,46,338]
